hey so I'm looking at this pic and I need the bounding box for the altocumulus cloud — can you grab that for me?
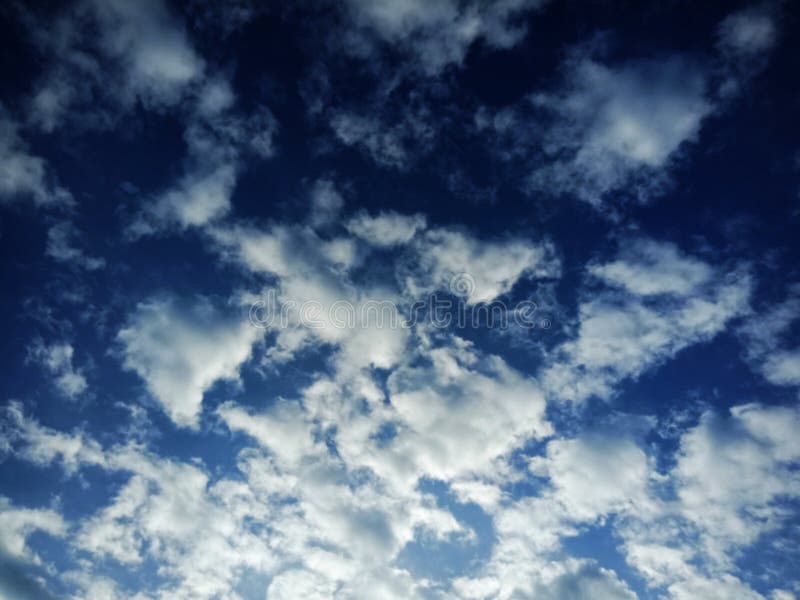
[0,1,798,599]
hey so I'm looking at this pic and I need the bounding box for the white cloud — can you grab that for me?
[1,402,106,474]
[666,574,767,600]
[739,284,800,389]
[376,338,552,487]
[319,1,550,170]
[27,0,205,128]
[543,239,750,402]
[529,433,652,522]
[405,227,560,304]
[673,403,800,564]
[212,221,410,369]
[138,163,238,233]
[589,239,712,296]
[525,53,711,204]
[128,106,277,236]
[346,210,426,247]
[218,400,320,468]
[90,0,204,106]
[342,0,548,76]
[2,407,280,598]
[19,0,278,239]
[330,112,413,169]
[715,4,779,98]
[117,296,261,427]
[761,349,800,386]
[0,112,72,207]
[27,340,88,399]
[266,569,338,600]
[611,402,800,598]
[0,496,65,563]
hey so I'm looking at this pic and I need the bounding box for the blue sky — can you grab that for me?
[1,0,799,598]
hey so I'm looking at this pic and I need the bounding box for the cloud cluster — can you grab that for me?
[0,1,797,599]
[543,239,751,402]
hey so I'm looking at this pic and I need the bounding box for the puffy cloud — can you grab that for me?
[2,408,279,598]
[666,574,768,600]
[218,400,320,468]
[375,338,552,487]
[128,106,278,236]
[453,425,652,598]
[266,569,338,600]
[524,53,711,205]
[761,349,800,386]
[19,0,278,238]
[589,239,712,297]
[529,433,652,522]
[613,402,800,598]
[135,163,238,234]
[212,221,410,369]
[673,403,800,564]
[404,227,560,304]
[0,497,65,563]
[117,296,262,427]
[89,0,204,106]
[481,5,781,208]
[543,239,750,402]
[346,210,426,247]
[715,4,778,99]
[26,0,204,130]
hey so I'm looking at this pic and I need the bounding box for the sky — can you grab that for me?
[0,0,799,599]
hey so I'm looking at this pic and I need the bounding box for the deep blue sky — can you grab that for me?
[1,1,799,599]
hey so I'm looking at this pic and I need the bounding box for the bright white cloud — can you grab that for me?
[529,433,652,522]
[454,423,653,598]
[544,239,750,402]
[0,496,65,563]
[673,403,800,564]
[117,296,261,427]
[405,227,560,304]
